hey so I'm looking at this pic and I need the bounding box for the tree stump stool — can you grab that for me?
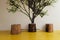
[45,24,53,32]
[11,24,21,34]
[28,24,36,32]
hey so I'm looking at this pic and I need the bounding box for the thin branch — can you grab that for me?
[19,6,32,21]
[19,1,32,21]
[19,9,29,16]
[19,4,29,14]
[27,0,32,21]
[20,1,29,14]
[28,6,30,15]
[34,6,45,18]
[28,13,32,22]
[28,5,31,20]
[19,5,26,12]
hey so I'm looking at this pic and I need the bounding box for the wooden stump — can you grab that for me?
[28,24,36,32]
[46,24,53,32]
[11,24,21,34]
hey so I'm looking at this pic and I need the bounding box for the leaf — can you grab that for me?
[7,0,56,18]
[40,10,48,17]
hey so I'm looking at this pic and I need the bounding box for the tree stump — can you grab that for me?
[28,24,36,32]
[45,24,53,32]
[11,24,21,34]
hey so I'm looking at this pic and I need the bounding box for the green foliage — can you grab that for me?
[8,0,20,12]
[7,0,55,23]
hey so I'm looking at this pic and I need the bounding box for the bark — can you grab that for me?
[31,13,35,23]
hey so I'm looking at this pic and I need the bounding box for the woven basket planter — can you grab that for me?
[11,24,21,34]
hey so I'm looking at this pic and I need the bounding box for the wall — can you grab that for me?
[0,0,60,30]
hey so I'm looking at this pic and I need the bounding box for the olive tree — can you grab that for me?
[8,0,55,23]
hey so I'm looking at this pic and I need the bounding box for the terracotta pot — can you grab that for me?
[46,24,53,32]
[11,24,21,34]
[28,23,36,32]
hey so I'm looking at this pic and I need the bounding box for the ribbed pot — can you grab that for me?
[46,24,53,32]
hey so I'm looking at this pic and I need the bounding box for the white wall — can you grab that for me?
[0,0,60,30]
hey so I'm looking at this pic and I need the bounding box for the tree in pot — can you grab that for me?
[7,0,55,32]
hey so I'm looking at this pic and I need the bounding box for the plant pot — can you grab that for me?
[28,23,36,32]
[11,24,21,34]
[45,24,53,32]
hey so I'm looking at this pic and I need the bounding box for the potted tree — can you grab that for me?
[8,0,55,32]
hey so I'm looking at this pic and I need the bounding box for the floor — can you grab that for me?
[0,31,60,40]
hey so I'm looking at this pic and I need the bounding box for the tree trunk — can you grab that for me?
[31,13,35,23]
[28,13,36,32]
[31,18,34,23]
